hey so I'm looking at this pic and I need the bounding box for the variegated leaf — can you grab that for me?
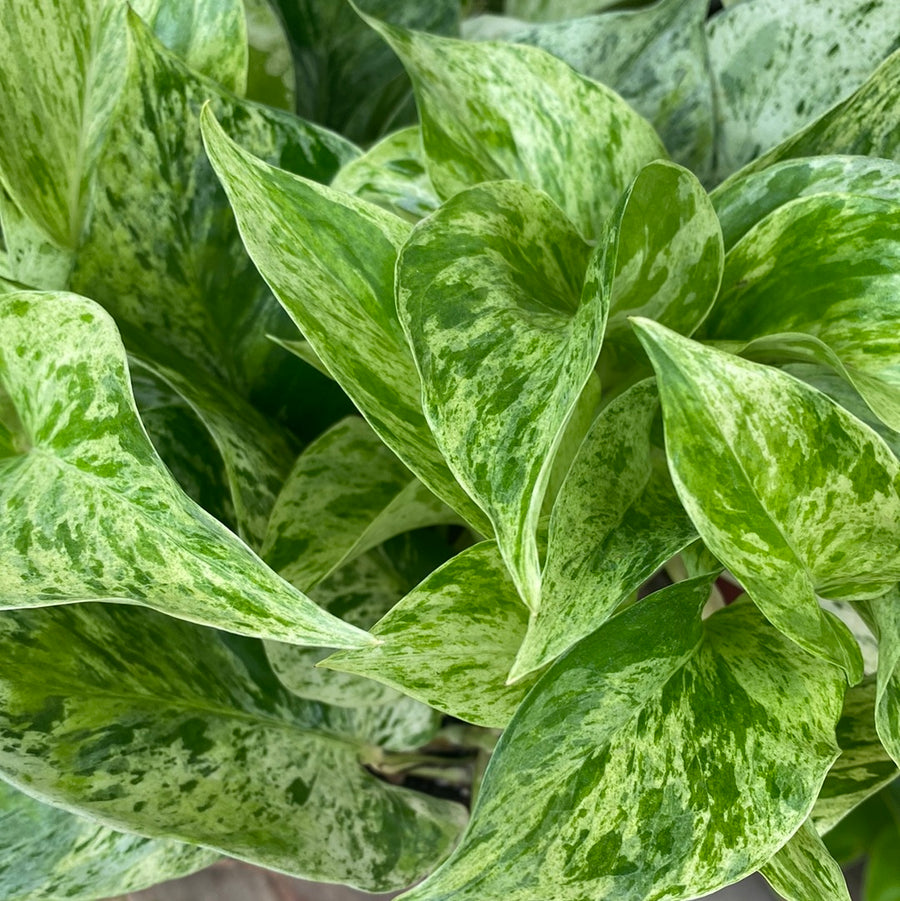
[504,0,641,24]
[712,156,900,251]
[362,16,667,239]
[396,180,604,609]
[706,0,900,180]
[200,109,491,536]
[0,292,367,650]
[705,192,900,430]
[480,0,714,177]
[273,0,459,144]
[632,318,900,680]
[0,603,466,890]
[324,542,536,729]
[813,676,898,835]
[0,778,217,901]
[760,819,850,901]
[132,0,248,93]
[332,126,440,222]
[511,380,697,680]
[864,587,900,770]
[401,584,845,901]
[243,0,295,110]
[600,160,723,382]
[263,416,457,592]
[731,49,900,180]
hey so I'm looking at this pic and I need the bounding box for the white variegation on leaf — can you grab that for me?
[0,292,368,650]
[760,819,851,901]
[632,318,900,681]
[396,179,606,609]
[862,588,900,771]
[401,583,845,901]
[360,12,667,239]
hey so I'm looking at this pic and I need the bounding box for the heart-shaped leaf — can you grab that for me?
[511,380,697,679]
[324,542,535,728]
[201,108,491,536]
[397,179,604,608]
[0,291,367,650]
[363,15,667,239]
[632,318,900,680]
[401,582,845,901]
[0,778,217,901]
[0,603,465,890]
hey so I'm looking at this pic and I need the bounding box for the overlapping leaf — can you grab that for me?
[324,543,536,728]
[397,180,603,608]
[864,588,900,770]
[362,15,667,239]
[0,603,465,890]
[511,380,697,679]
[705,192,900,429]
[760,819,850,901]
[632,318,900,680]
[0,779,217,901]
[201,109,491,535]
[263,416,456,592]
[706,0,900,180]
[0,292,367,650]
[477,0,714,176]
[401,584,845,901]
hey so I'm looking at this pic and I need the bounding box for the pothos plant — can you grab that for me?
[0,0,899,899]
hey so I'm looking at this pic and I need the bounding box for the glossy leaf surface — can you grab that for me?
[0,292,367,650]
[760,819,850,901]
[402,585,845,901]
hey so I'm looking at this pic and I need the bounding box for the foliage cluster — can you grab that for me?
[1,0,900,899]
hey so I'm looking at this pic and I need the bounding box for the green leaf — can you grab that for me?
[600,160,723,381]
[332,126,441,222]
[712,155,900,251]
[0,292,368,650]
[401,584,845,901]
[760,819,850,901]
[262,416,457,593]
[865,816,900,901]
[0,603,466,890]
[511,380,697,679]
[0,778,217,901]
[200,108,491,536]
[706,0,900,180]
[243,0,296,110]
[865,587,900,770]
[397,179,603,609]
[324,542,536,729]
[729,48,900,180]
[632,318,900,680]
[706,192,900,430]
[482,0,714,177]
[504,0,642,23]
[132,0,248,93]
[363,15,667,239]
[273,0,460,144]
[813,676,898,835]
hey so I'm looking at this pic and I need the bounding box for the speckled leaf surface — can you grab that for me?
[706,0,900,180]
[504,0,636,24]
[600,160,723,379]
[324,543,536,729]
[397,180,603,609]
[201,110,491,536]
[632,318,900,680]
[401,585,845,901]
[813,676,898,835]
[866,588,900,770]
[0,292,367,650]
[132,0,248,93]
[487,0,714,176]
[262,416,455,593]
[760,818,850,901]
[0,779,217,901]
[734,49,900,179]
[0,604,466,890]
[512,381,697,679]
[364,17,667,239]
[705,192,900,430]
[332,126,440,222]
